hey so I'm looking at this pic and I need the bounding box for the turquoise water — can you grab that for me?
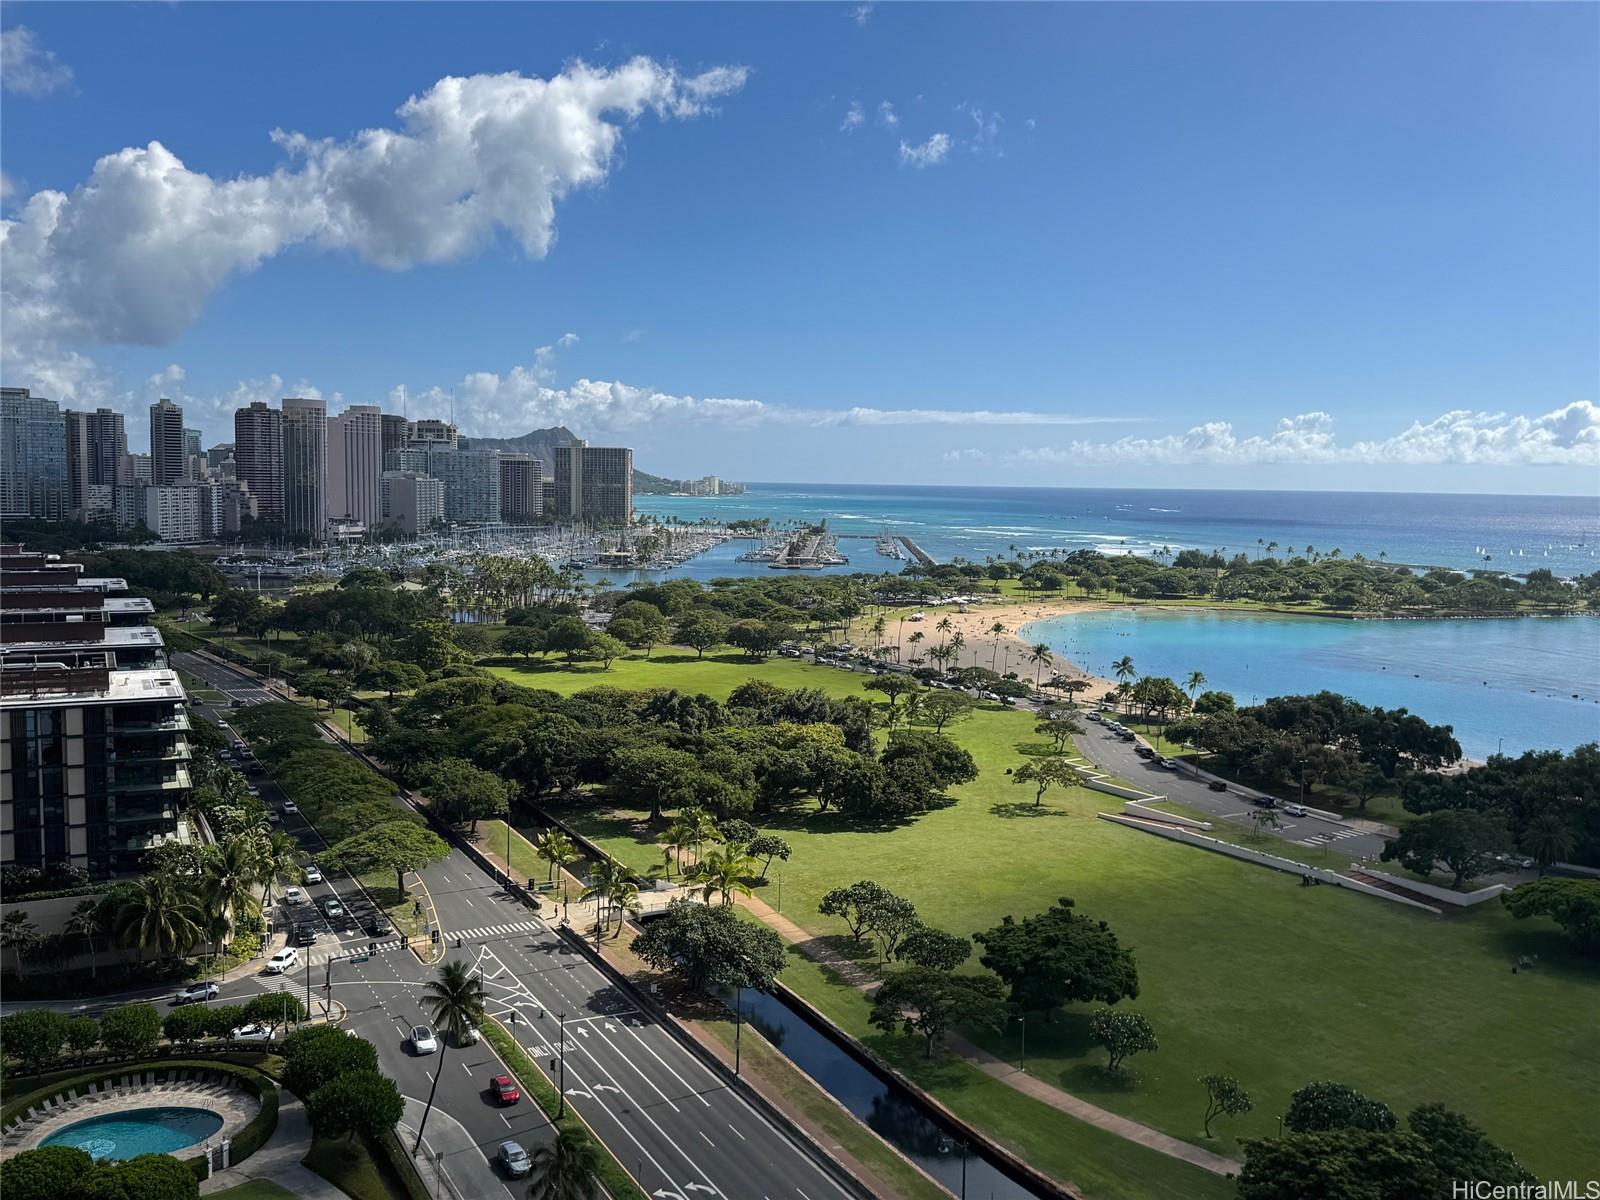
[1022,608,1600,759]
[41,1106,223,1161]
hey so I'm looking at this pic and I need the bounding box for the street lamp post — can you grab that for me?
[556,1012,569,1118]
[1016,1013,1027,1071]
[734,985,743,1077]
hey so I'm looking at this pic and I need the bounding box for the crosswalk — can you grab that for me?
[448,919,546,943]
[1295,828,1365,847]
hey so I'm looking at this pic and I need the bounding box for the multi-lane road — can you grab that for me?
[163,650,859,1200]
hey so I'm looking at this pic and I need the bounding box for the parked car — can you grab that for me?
[282,801,299,815]
[1135,746,1156,759]
[490,1074,520,1105]
[303,865,323,884]
[1087,712,1102,723]
[410,1025,438,1055]
[173,982,219,1005]
[264,948,298,974]
[283,887,306,905]
[1207,779,1228,792]
[1282,803,1309,818]
[230,1023,275,1043]
[1158,758,1179,770]
[497,1142,531,1179]
[1248,795,1276,809]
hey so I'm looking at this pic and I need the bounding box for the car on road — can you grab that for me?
[1118,730,1137,741]
[303,865,323,884]
[246,785,261,797]
[490,1074,520,1105]
[293,925,319,947]
[1248,795,1276,808]
[264,948,298,974]
[410,1025,438,1055]
[367,916,392,937]
[497,1142,531,1178]
[322,897,345,920]
[173,982,219,1005]
[1282,803,1308,818]
[458,1024,481,1047]
[1158,758,1179,770]
[1087,712,1102,722]
[283,887,306,905]
[230,1023,275,1043]
[267,811,282,825]
[282,801,299,815]
[1207,779,1228,792]
[1135,746,1155,759]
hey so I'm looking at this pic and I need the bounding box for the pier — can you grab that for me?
[897,535,936,567]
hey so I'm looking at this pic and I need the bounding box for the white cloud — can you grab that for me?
[970,406,1600,468]
[0,58,748,401]
[851,4,875,26]
[1,26,74,97]
[959,104,1004,154]
[877,100,899,129]
[0,171,14,202]
[532,332,580,379]
[840,101,865,132]
[898,132,952,169]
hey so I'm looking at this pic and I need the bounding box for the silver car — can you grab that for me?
[497,1141,531,1178]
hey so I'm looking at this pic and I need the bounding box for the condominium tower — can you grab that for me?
[233,401,285,522]
[149,399,186,485]
[281,397,327,539]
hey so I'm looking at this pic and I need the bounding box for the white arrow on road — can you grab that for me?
[653,1191,688,1200]
[575,1025,590,1037]
[605,1022,617,1032]
[683,1186,718,1195]
[564,1088,594,1099]
[592,1083,622,1095]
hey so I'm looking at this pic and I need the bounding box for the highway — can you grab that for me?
[168,649,859,1200]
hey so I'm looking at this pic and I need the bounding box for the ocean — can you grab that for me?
[634,483,1600,579]
[1019,607,1599,759]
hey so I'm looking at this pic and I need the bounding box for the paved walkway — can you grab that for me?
[200,1092,351,1199]
[734,891,1243,1177]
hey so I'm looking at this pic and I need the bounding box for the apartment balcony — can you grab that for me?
[110,765,191,794]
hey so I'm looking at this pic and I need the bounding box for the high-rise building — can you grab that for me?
[233,402,284,522]
[64,408,128,519]
[407,418,458,449]
[498,454,543,523]
[1,388,68,521]
[182,427,202,459]
[143,485,203,543]
[282,397,327,539]
[424,445,500,524]
[128,454,152,485]
[554,439,633,524]
[149,399,186,485]
[1,545,192,879]
[327,404,383,526]
[380,471,445,537]
[380,413,408,458]
[206,443,235,472]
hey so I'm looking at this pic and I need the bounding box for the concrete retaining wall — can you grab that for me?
[1355,869,1507,907]
[1097,813,1441,913]
[1121,800,1212,830]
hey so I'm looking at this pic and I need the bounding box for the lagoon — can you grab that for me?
[1021,608,1600,759]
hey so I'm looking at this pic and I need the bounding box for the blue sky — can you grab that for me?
[2,1,1596,493]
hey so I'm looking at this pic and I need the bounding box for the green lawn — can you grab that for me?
[501,650,1598,1184]
[302,1136,394,1200]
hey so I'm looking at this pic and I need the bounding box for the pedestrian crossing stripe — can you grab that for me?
[447,919,545,943]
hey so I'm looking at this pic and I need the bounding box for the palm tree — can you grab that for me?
[1028,643,1054,687]
[116,873,204,962]
[1521,814,1576,875]
[581,859,634,934]
[989,622,1007,671]
[1,910,40,979]
[65,899,106,980]
[203,839,263,959]
[935,614,953,651]
[1184,671,1208,702]
[534,830,578,883]
[415,961,488,1151]
[257,832,302,911]
[527,1126,604,1200]
[870,615,887,653]
[655,818,694,878]
[682,807,722,867]
[690,847,757,907]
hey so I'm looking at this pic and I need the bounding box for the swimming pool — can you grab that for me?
[40,1106,224,1161]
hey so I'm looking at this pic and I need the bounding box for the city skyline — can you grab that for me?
[2,4,1596,494]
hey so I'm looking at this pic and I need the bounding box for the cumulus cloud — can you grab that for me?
[840,101,865,132]
[851,4,875,27]
[898,132,951,168]
[877,100,900,128]
[0,58,747,400]
[1,26,74,97]
[958,406,1600,468]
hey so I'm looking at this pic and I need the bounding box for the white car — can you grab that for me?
[322,898,345,920]
[264,948,299,974]
[173,982,219,1005]
[458,1024,481,1047]
[283,887,306,906]
[1282,803,1309,818]
[282,801,299,815]
[410,1025,438,1055]
[230,1023,275,1043]
[303,865,323,885]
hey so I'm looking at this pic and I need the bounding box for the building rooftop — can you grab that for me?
[0,658,185,707]
[2,623,165,653]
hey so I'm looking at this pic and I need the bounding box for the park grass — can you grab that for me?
[303,1135,394,1200]
[502,649,1599,1182]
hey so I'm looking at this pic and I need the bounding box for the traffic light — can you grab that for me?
[430,928,440,944]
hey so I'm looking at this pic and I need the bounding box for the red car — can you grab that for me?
[490,1074,520,1105]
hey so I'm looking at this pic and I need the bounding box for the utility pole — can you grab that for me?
[557,1013,569,1117]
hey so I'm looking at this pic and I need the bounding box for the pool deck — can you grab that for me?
[5,1078,260,1156]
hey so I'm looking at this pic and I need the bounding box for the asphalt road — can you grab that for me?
[1070,717,1393,860]
[165,649,856,1200]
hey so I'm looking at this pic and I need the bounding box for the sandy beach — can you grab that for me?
[879,598,1119,694]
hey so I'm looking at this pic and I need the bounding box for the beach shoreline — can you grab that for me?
[881,597,1120,694]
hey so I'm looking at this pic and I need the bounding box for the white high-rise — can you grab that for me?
[328,404,384,526]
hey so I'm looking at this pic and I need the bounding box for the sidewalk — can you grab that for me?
[733,890,1242,1177]
[200,1092,351,1199]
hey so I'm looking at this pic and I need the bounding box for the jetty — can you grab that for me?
[897,535,936,567]
[770,529,849,569]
